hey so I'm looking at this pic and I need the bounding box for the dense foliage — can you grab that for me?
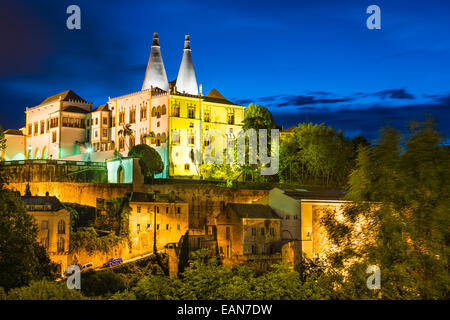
[320,120,450,299]
[128,144,164,182]
[0,133,57,290]
[279,123,368,187]
[69,227,121,254]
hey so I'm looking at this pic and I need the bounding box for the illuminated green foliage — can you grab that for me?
[128,144,164,182]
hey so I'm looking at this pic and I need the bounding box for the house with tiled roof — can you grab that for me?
[215,203,281,263]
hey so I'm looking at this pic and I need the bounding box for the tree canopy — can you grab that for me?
[243,104,277,131]
[321,120,450,299]
[279,123,365,187]
[0,186,57,290]
[128,144,164,182]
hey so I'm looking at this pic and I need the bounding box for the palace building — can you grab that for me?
[2,33,246,179]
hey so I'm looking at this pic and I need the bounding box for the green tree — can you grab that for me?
[321,120,450,299]
[5,280,86,300]
[279,123,355,186]
[81,270,127,298]
[243,104,277,131]
[0,186,57,290]
[242,104,277,182]
[128,144,164,182]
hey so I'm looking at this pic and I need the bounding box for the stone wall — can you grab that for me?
[6,182,268,229]
[1,160,107,183]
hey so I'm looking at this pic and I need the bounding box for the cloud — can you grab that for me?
[275,95,352,107]
[371,89,415,100]
[271,98,450,142]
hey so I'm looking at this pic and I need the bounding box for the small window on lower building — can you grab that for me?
[137,206,141,213]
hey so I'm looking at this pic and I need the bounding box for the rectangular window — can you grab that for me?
[184,164,190,171]
[95,118,98,125]
[41,220,49,230]
[130,110,136,123]
[166,224,169,230]
[103,129,108,137]
[157,224,160,230]
[40,121,45,134]
[156,206,159,213]
[270,227,275,236]
[251,227,256,236]
[226,226,231,240]
[177,224,181,230]
[188,107,195,119]
[172,106,180,117]
[204,112,210,122]
[165,207,169,214]
[261,228,265,236]
[103,117,108,125]
[227,111,235,124]
[137,206,141,213]
[137,224,140,232]
[147,224,151,230]
[177,207,181,214]
[34,122,38,135]
[52,131,57,143]
[28,124,32,136]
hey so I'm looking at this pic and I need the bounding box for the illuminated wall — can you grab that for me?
[106,158,137,184]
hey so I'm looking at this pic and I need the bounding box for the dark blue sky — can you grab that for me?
[1,0,449,142]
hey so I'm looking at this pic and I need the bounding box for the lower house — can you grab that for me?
[215,203,282,266]
[256,187,348,261]
[127,191,189,255]
[21,190,70,275]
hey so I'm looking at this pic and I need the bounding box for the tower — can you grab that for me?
[142,32,169,91]
[175,34,198,95]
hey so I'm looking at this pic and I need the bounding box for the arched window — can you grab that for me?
[118,166,124,183]
[34,148,40,159]
[57,237,65,253]
[152,107,156,117]
[27,149,32,160]
[157,106,161,118]
[42,146,48,159]
[156,133,161,146]
[161,132,166,143]
[161,104,166,115]
[58,220,65,234]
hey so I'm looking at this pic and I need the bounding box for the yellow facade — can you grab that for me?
[168,91,245,177]
[24,198,71,275]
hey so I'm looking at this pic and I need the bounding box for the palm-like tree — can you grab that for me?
[118,124,134,151]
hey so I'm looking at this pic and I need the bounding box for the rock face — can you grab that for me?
[142,32,169,92]
[175,34,198,95]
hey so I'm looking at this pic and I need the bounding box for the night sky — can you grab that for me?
[1,0,449,142]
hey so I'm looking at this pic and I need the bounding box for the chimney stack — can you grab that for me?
[175,34,198,95]
[142,32,169,92]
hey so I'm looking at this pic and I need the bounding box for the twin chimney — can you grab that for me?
[142,33,198,95]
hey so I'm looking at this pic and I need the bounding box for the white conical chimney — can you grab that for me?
[142,32,169,91]
[175,34,198,95]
